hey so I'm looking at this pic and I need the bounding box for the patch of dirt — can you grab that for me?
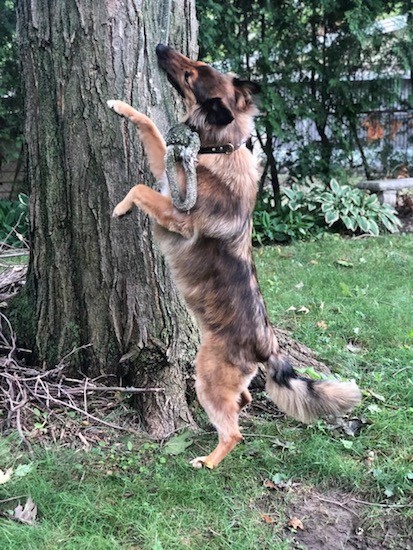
[397,192,413,233]
[400,215,413,233]
[258,485,412,550]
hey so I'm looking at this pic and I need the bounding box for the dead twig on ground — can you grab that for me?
[0,308,164,446]
[350,498,412,509]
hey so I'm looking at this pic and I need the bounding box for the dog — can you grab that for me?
[108,44,361,469]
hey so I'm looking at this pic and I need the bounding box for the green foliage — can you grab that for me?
[252,191,324,245]
[0,193,29,247]
[0,0,23,165]
[318,179,402,235]
[253,179,401,244]
[198,0,410,184]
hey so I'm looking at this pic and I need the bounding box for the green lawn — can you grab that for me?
[0,234,412,549]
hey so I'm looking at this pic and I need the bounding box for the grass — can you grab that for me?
[255,234,413,497]
[1,234,412,548]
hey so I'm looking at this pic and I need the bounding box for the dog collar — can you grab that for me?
[186,124,246,155]
[198,141,245,155]
[198,143,235,155]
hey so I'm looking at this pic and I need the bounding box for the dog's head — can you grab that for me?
[156,44,260,144]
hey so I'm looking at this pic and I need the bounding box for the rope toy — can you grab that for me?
[165,124,200,211]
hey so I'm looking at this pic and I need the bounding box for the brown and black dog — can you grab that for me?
[108,44,361,469]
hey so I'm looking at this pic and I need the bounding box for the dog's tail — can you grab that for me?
[265,353,361,423]
[107,100,166,180]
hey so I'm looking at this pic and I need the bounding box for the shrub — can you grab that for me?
[253,178,401,245]
[0,193,29,248]
[316,179,401,236]
[252,191,324,245]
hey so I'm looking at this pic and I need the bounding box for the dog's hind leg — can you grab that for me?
[190,342,255,469]
[239,389,252,411]
[190,385,244,470]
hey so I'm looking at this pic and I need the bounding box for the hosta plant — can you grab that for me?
[283,178,401,237]
[253,178,402,245]
[317,179,401,236]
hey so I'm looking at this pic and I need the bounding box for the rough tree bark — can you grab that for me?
[16,0,199,438]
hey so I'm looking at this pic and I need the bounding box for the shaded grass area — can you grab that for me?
[0,235,412,548]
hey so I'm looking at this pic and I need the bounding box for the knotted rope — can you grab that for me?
[165,124,200,211]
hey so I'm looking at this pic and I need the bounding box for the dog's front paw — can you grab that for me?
[112,200,131,218]
[107,99,123,115]
[189,456,215,470]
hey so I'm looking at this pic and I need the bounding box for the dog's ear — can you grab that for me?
[233,78,261,95]
[202,97,235,126]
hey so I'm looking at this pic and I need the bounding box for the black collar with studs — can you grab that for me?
[186,124,247,155]
[198,143,237,155]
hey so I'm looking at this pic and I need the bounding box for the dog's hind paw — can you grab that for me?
[189,456,215,470]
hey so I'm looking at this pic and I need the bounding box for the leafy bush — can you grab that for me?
[252,192,324,245]
[253,178,401,245]
[315,179,401,236]
[0,193,29,248]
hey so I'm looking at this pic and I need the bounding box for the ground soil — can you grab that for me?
[258,485,412,550]
[288,488,412,549]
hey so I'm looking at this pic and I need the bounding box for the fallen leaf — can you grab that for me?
[316,320,328,330]
[365,450,375,467]
[14,464,34,478]
[366,390,386,402]
[0,468,13,484]
[271,440,295,451]
[326,415,368,436]
[367,404,382,413]
[335,258,354,267]
[13,497,37,525]
[163,432,193,456]
[339,282,353,297]
[287,517,304,531]
[346,341,364,354]
[287,304,311,314]
[261,513,276,524]
[263,479,278,490]
[343,417,367,437]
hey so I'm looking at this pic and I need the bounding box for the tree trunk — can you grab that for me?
[16,0,199,438]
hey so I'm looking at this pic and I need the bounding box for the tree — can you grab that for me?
[15,0,199,438]
[0,0,23,170]
[197,0,407,193]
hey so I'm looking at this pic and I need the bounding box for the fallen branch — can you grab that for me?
[56,382,165,395]
[0,265,27,302]
[0,496,26,504]
[315,495,359,517]
[0,312,164,444]
[350,498,412,509]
